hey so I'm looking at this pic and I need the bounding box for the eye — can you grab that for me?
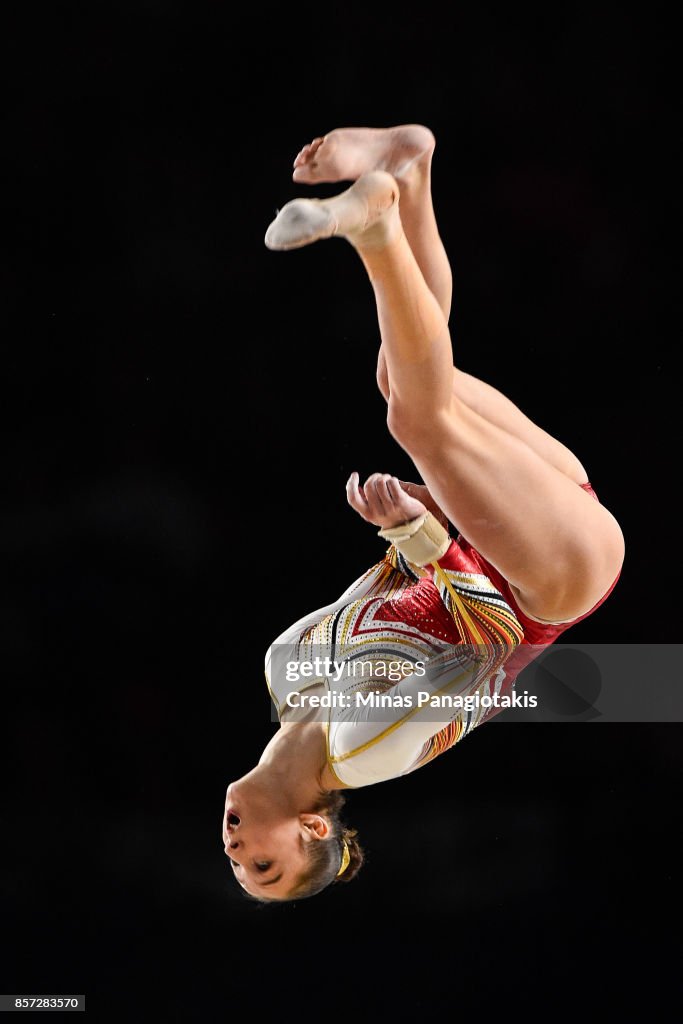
[254,862,271,872]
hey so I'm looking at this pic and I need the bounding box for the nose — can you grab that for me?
[224,822,242,854]
[225,839,242,863]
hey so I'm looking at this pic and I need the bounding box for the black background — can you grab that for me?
[2,5,680,1021]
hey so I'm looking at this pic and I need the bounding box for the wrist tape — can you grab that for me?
[377,511,451,566]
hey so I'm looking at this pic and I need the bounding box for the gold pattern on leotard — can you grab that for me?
[282,544,525,774]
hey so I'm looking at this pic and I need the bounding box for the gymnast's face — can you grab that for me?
[223,782,328,900]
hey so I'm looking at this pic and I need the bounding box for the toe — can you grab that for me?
[293,146,307,167]
[264,198,336,250]
[292,166,316,183]
[293,137,326,170]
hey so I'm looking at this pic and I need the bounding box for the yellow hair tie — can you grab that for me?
[336,839,351,877]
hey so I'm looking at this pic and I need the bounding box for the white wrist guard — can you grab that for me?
[377,511,451,566]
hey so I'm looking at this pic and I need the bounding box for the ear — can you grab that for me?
[299,813,330,842]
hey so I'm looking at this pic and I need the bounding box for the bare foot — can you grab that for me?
[265,170,400,252]
[292,125,435,186]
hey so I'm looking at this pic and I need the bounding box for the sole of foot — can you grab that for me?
[292,124,435,185]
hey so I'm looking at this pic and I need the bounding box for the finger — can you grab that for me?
[385,475,401,503]
[374,474,395,510]
[346,471,363,506]
[398,479,418,498]
[364,473,388,516]
[346,471,371,517]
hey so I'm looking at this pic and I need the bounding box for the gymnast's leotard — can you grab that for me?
[265,482,618,788]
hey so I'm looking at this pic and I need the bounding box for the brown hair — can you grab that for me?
[247,793,364,903]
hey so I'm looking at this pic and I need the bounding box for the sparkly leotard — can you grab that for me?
[265,483,618,788]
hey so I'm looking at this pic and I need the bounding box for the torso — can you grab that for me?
[265,506,616,787]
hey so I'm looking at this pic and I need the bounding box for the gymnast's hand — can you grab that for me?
[346,471,442,529]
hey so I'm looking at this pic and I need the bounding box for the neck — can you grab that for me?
[239,724,338,810]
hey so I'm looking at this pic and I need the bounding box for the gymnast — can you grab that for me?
[222,125,624,901]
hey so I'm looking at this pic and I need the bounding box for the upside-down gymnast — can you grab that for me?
[222,125,624,902]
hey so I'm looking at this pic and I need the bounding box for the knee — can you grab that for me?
[376,362,390,404]
[387,399,443,452]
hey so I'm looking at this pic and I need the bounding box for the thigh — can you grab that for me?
[452,370,590,485]
[400,398,624,623]
[379,355,590,486]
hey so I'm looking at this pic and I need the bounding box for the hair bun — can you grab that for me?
[337,827,364,883]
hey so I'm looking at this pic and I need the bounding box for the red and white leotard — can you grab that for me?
[265,482,618,788]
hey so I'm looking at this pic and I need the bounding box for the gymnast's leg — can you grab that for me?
[291,124,587,484]
[265,172,624,623]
